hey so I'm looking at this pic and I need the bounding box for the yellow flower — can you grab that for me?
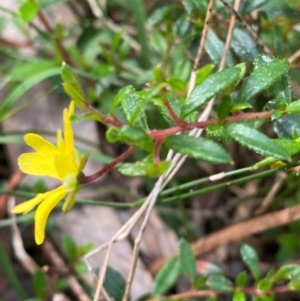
[12,102,86,245]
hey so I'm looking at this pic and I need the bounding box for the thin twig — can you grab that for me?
[42,239,92,301]
[288,48,300,64]
[219,0,271,54]
[150,202,300,274]
[219,0,241,70]
[255,172,287,215]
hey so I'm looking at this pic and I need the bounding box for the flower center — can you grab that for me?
[63,173,78,192]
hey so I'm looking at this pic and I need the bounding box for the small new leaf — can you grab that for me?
[19,1,39,22]
[286,100,300,113]
[61,63,85,108]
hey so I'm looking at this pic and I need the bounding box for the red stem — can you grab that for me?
[164,100,185,126]
[149,111,274,139]
[79,147,135,184]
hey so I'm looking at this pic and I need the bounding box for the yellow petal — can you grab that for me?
[24,133,57,153]
[11,193,47,214]
[35,186,67,245]
[63,102,78,171]
[19,133,61,179]
[18,153,61,179]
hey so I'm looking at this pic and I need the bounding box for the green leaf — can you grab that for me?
[19,0,39,22]
[241,0,269,13]
[103,266,126,301]
[33,270,48,299]
[273,114,300,139]
[174,14,190,37]
[121,126,154,152]
[257,279,272,291]
[233,291,246,301]
[178,238,197,279]
[182,64,245,118]
[273,264,300,281]
[231,27,259,61]
[61,63,86,108]
[236,271,247,287]
[167,77,186,92]
[275,138,300,155]
[106,127,124,144]
[61,235,77,260]
[164,134,232,164]
[194,276,207,290]
[158,95,183,123]
[152,257,181,297]
[240,244,260,280]
[111,86,148,128]
[226,123,290,161]
[269,74,291,108]
[237,55,289,103]
[118,155,170,177]
[195,64,215,85]
[75,262,89,274]
[231,102,253,112]
[205,29,235,67]
[206,275,234,292]
[286,100,300,113]
[217,96,233,121]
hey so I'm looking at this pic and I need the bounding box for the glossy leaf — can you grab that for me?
[241,0,269,13]
[118,155,170,177]
[273,264,300,281]
[226,123,290,161]
[205,29,235,67]
[231,27,259,61]
[152,257,181,297]
[217,96,232,121]
[121,126,154,152]
[178,238,197,279]
[240,244,260,280]
[286,100,300,113]
[164,134,232,164]
[196,64,215,85]
[257,279,272,291]
[103,266,126,301]
[275,138,300,155]
[61,63,85,108]
[111,86,148,128]
[237,55,289,103]
[273,114,300,138]
[182,64,245,118]
[206,275,234,292]
[158,95,183,123]
[269,74,291,108]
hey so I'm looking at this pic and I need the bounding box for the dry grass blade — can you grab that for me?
[150,203,300,274]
